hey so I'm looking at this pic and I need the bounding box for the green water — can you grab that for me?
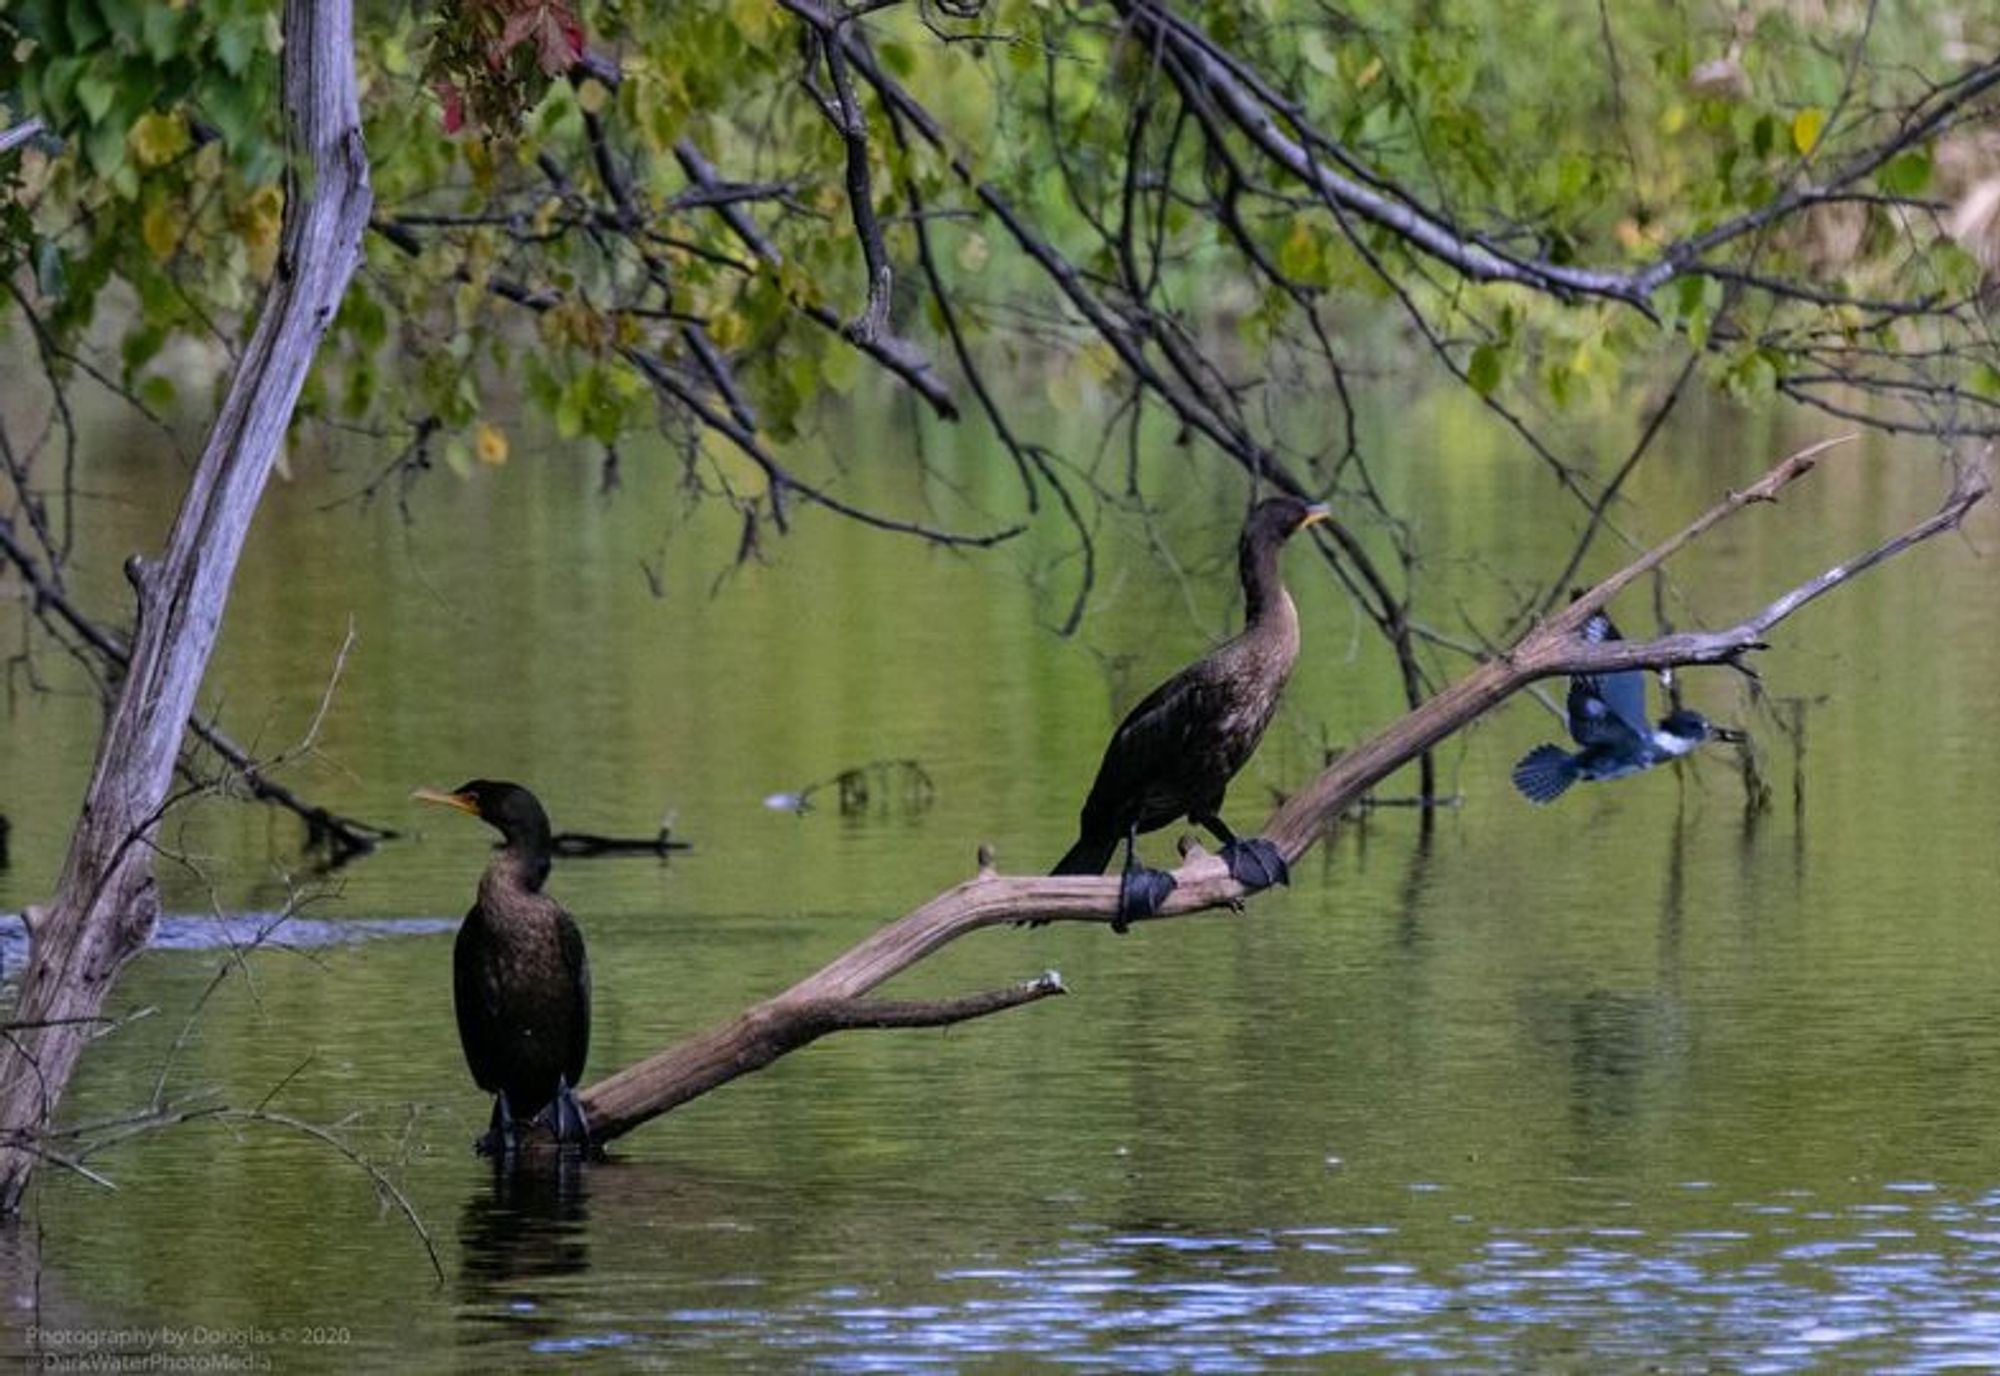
[2,385,1998,1370]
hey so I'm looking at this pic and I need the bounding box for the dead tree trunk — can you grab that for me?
[571,437,1987,1147]
[0,0,371,1213]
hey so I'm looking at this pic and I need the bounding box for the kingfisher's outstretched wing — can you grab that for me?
[1567,611,1650,745]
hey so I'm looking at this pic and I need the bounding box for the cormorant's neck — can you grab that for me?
[1239,532,1294,629]
[482,840,552,898]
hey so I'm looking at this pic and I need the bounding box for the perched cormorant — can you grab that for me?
[1051,495,1331,930]
[1511,611,1741,803]
[414,780,591,1155]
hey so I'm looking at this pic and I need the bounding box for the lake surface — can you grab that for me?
[1,381,1997,1370]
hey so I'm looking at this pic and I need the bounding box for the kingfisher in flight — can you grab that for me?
[1512,611,1742,804]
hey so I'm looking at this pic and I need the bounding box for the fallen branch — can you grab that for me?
[565,435,1986,1147]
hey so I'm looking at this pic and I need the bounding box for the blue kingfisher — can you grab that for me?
[1512,612,1742,804]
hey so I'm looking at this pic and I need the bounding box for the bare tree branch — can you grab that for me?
[0,117,42,157]
[557,435,1984,1149]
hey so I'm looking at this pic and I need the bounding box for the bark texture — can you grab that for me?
[0,0,371,1212]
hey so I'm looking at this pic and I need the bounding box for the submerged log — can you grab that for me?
[551,826,693,857]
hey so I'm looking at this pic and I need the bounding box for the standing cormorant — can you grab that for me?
[414,780,591,1155]
[1051,495,1331,930]
[1511,611,1741,803]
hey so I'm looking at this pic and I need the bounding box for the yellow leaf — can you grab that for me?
[1792,107,1826,155]
[129,110,191,169]
[1045,367,1081,414]
[142,200,179,261]
[238,184,284,278]
[1080,339,1119,386]
[474,422,509,466]
[707,309,749,352]
[576,79,610,115]
[729,0,775,42]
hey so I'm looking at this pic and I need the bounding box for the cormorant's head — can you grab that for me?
[1244,496,1332,550]
[412,779,553,854]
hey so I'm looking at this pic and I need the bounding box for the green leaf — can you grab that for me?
[138,375,176,411]
[1751,115,1776,160]
[1877,148,1931,197]
[1299,29,1339,79]
[82,115,126,177]
[142,5,193,63]
[215,17,258,76]
[75,70,117,123]
[1466,342,1503,396]
[96,0,145,44]
[1277,218,1323,286]
[554,378,587,439]
[878,40,915,79]
[1676,273,1707,320]
[820,341,860,395]
[1685,302,1712,352]
[64,0,108,52]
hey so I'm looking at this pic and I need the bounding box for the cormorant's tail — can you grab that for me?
[1052,832,1118,876]
[1511,745,1578,804]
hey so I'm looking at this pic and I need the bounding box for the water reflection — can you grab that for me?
[456,1157,592,1340]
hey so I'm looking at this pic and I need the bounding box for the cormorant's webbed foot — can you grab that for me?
[475,1091,519,1158]
[1114,863,1176,934]
[532,1075,592,1148]
[1220,837,1289,893]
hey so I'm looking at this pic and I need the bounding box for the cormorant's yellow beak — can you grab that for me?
[1298,503,1332,531]
[412,786,480,817]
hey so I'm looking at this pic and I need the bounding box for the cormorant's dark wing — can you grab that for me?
[556,910,591,1087]
[453,908,505,1094]
[1078,661,1240,836]
[1568,612,1650,744]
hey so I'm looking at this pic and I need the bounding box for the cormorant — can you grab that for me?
[1512,611,1741,803]
[1051,495,1331,930]
[414,780,591,1155]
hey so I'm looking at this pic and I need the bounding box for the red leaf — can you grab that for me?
[533,4,585,75]
[500,5,540,52]
[435,81,466,135]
